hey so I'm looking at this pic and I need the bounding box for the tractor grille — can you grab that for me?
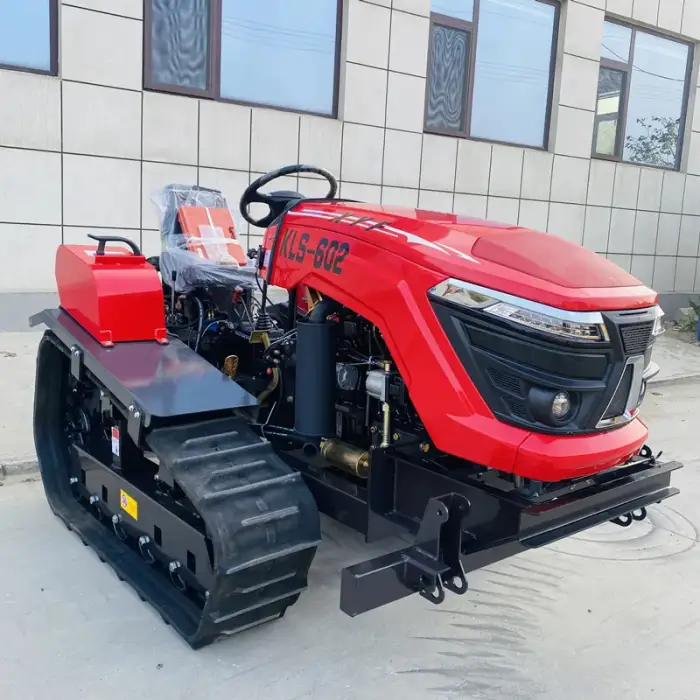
[489,369,523,397]
[620,322,653,355]
[602,364,633,420]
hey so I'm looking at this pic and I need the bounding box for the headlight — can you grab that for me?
[429,278,609,342]
[652,306,665,337]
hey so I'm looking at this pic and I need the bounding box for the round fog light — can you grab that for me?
[551,391,571,420]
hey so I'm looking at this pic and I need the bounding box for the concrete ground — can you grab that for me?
[1,318,700,698]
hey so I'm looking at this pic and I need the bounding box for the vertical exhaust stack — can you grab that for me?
[294,298,338,440]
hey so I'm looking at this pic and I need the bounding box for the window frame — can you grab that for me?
[143,0,344,119]
[423,0,561,150]
[592,18,695,171]
[0,0,59,77]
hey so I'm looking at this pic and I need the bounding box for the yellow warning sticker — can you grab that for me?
[120,489,138,521]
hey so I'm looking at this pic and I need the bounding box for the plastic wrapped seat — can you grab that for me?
[152,184,260,292]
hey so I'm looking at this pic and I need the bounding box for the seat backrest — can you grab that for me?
[177,206,248,267]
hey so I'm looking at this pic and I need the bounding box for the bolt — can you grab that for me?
[286,396,294,403]
[111,514,121,524]
[69,477,78,485]
[133,411,141,420]
[89,495,99,505]
[392,432,400,441]
[139,536,150,546]
[169,561,181,573]
[419,442,430,453]
[370,426,378,434]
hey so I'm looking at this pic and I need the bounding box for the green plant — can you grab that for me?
[678,298,700,334]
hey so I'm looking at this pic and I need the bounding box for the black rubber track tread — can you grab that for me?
[33,331,321,649]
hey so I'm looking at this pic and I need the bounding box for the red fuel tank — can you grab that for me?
[56,237,166,347]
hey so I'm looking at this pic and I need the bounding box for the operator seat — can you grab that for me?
[156,184,260,293]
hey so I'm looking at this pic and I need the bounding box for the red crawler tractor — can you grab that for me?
[31,164,681,648]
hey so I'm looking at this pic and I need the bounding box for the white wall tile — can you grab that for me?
[563,1,605,61]
[141,161,198,230]
[0,72,60,151]
[140,229,162,259]
[608,254,632,272]
[613,164,641,209]
[675,257,697,292]
[142,92,198,165]
[632,0,659,25]
[421,134,457,191]
[521,151,553,201]
[342,63,388,127]
[692,91,700,133]
[347,0,391,69]
[637,168,663,212]
[382,186,419,208]
[63,82,141,160]
[683,175,700,215]
[199,101,251,172]
[661,171,686,214]
[554,107,595,159]
[653,256,676,292]
[550,156,590,204]
[606,0,633,16]
[678,215,700,256]
[487,197,520,225]
[419,190,453,211]
[389,10,430,77]
[682,1,700,40]
[455,140,492,194]
[299,116,342,179]
[383,128,422,188]
[631,255,655,287]
[687,132,700,176]
[694,263,700,292]
[64,0,143,18]
[341,123,385,185]
[587,160,616,206]
[61,6,142,90]
[453,194,487,219]
[296,175,337,200]
[518,200,549,232]
[558,55,599,112]
[0,148,61,225]
[251,109,300,173]
[386,72,426,132]
[657,0,684,32]
[655,213,681,255]
[340,182,382,203]
[583,206,612,253]
[608,208,636,254]
[0,225,62,292]
[64,155,140,228]
[488,145,523,198]
[547,203,585,244]
[632,211,659,254]
[392,0,430,15]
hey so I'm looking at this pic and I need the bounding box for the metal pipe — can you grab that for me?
[321,439,369,479]
[380,361,392,449]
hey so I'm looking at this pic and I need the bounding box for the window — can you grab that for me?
[144,0,342,117]
[425,0,559,148]
[0,0,58,75]
[593,20,692,170]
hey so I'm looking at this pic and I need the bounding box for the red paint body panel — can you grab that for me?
[56,244,166,346]
[261,201,655,481]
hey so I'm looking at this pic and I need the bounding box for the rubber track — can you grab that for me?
[145,417,322,645]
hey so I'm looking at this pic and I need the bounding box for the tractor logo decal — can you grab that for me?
[286,208,479,264]
[279,228,350,275]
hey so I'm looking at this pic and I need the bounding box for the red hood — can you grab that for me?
[284,202,657,312]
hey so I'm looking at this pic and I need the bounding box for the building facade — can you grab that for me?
[2,0,700,308]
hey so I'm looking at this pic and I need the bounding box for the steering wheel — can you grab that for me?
[239,164,338,229]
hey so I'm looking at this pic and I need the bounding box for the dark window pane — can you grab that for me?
[594,68,624,156]
[0,0,52,71]
[220,0,339,115]
[432,0,474,21]
[426,23,470,133]
[601,21,632,63]
[470,0,556,147]
[149,0,210,91]
[624,31,690,168]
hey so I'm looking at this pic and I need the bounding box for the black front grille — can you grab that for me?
[620,322,653,355]
[489,369,523,397]
[603,364,633,420]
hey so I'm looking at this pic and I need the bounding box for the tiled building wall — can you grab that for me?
[2,0,700,295]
